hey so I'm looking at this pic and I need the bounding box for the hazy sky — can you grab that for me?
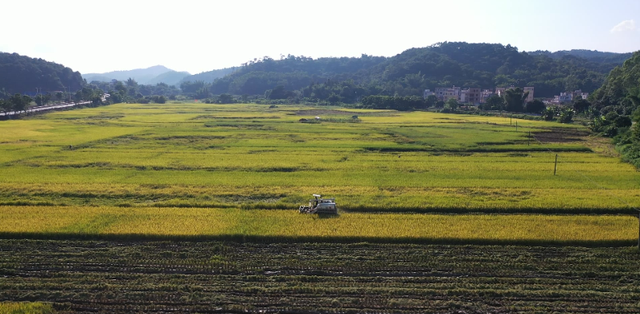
[2,0,639,75]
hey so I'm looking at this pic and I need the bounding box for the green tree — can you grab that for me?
[558,108,574,123]
[480,94,504,110]
[0,99,11,113]
[74,91,83,102]
[10,94,31,113]
[151,95,167,104]
[444,98,459,110]
[217,94,234,104]
[425,95,437,108]
[34,94,50,107]
[268,85,290,99]
[108,90,123,104]
[572,97,591,114]
[503,88,529,112]
[629,88,640,138]
[542,107,556,121]
[327,93,341,105]
[613,115,632,128]
[194,87,211,99]
[524,99,546,114]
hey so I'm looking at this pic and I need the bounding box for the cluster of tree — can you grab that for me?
[0,94,32,114]
[90,78,180,104]
[539,106,575,123]
[360,95,436,111]
[477,88,545,113]
[587,51,640,167]
[73,86,107,107]
[203,94,236,104]
[0,52,84,94]
[134,95,167,104]
[188,43,625,103]
[0,85,106,116]
[180,80,214,99]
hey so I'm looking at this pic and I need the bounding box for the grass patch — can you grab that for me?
[0,302,55,314]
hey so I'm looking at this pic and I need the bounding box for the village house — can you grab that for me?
[550,90,589,104]
[434,86,461,101]
[425,86,534,105]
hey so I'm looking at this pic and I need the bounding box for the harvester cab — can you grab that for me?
[299,194,337,214]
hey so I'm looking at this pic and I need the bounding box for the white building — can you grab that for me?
[435,86,461,101]
[481,89,494,102]
[423,89,435,98]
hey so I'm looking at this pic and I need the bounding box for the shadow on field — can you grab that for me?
[317,213,340,219]
[0,231,633,247]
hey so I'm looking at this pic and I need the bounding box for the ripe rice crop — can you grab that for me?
[0,102,638,241]
[0,206,635,245]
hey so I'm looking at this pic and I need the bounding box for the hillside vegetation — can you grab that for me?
[529,49,633,68]
[0,52,84,94]
[180,67,239,84]
[201,42,625,101]
[589,51,640,167]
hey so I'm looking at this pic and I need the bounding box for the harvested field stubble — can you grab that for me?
[0,240,639,313]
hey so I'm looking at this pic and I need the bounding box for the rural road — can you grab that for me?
[0,93,109,117]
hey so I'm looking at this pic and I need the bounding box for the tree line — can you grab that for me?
[585,51,640,167]
[0,86,105,116]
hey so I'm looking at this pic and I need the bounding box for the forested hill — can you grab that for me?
[590,51,640,107]
[206,42,631,100]
[528,49,633,65]
[181,67,239,84]
[0,52,84,95]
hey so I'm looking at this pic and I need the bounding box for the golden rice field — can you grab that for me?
[0,206,635,245]
[0,102,638,243]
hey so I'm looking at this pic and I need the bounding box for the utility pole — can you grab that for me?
[553,154,558,176]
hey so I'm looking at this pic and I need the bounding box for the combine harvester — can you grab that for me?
[299,194,338,214]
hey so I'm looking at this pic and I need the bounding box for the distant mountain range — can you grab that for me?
[83,65,242,86]
[83,65,191,86]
